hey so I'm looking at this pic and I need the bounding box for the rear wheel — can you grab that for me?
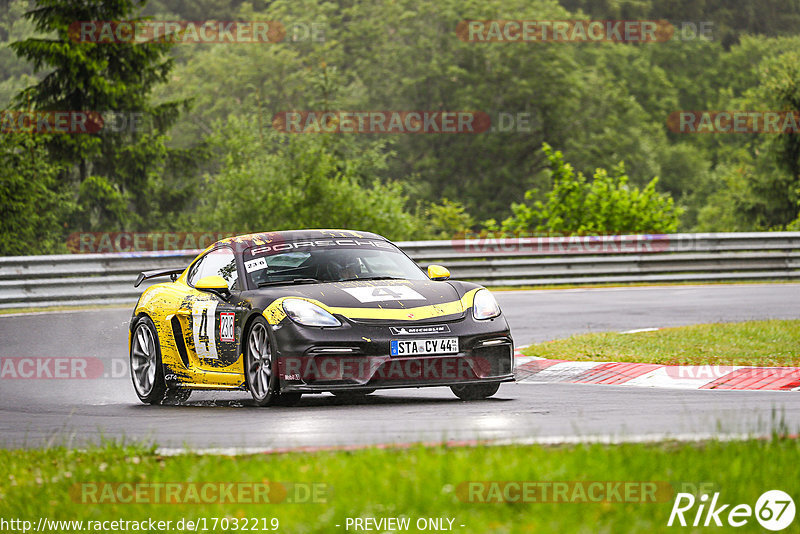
[130,316,167,404]
[450,382,500,400]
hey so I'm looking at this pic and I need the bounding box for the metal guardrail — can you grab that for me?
[1,232,799,309]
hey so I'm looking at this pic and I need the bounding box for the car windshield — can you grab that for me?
[243,239,427,287]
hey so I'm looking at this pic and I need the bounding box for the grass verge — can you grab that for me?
[522,319,800,366]
[1,437,797,533]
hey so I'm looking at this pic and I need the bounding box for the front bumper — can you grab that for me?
[273,315,515,392]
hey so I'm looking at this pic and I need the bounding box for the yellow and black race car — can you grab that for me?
[129,229,514,406]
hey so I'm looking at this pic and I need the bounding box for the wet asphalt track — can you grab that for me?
[1,284,799,450]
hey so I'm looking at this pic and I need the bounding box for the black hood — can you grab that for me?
[251,279,472,322]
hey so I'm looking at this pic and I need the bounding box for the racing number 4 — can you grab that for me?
[198,308,210,352]
[372,287,402,299]
[191,301,219,359]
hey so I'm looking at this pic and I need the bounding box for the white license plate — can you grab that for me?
[390,338,459,356]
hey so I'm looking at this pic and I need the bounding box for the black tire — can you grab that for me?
[130,316,167,404]
[244,317,279,407]
[450,382,500,400]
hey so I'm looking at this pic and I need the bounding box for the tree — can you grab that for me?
[0,0,38,107]
[0,133,69,255]
[559,0,800,48]
[695,45,800,230]
[751,51,800,225]
[10,0,193,231]
[193,116,426,241]
[154,0,686,222]
[494,144,681,235]
[425,199,475,239]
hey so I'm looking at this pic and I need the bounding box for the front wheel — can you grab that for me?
[450,382,500,400]
[245,317,284,406]
[245,318,300,407]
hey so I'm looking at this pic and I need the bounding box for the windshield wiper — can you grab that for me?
[337,276,403,282]
[257,278,321,287]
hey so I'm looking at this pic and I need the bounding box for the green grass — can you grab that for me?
[521,320,800,366]
[1,437,798,533]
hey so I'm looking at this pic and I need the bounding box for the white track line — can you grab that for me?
[155,431,773,456]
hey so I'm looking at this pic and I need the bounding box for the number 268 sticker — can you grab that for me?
[219,312,235,342]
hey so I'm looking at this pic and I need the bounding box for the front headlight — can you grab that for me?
[282,298,341,327]
[472,289,501,320]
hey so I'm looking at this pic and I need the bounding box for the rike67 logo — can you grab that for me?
[668,490,795,531]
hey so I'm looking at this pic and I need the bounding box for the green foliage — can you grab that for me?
[0,0,38,108]
[3,437,800,533]
[560,0,800,48]
[0,134,69,255]
[497,144,681,235]
[693,42,800,230]
[156,0,688,221]
[745,51,800,226]
[5,0,800,255]
[192,116,426,240]
[10,0,195,231]
[127,0,800,236]
[424,199,475,239]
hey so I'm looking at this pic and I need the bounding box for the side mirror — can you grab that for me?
[427,264,450,281]
[196,275,231,299]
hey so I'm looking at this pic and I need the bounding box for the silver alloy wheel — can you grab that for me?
[131,323,157,397]
[247,322,272,400]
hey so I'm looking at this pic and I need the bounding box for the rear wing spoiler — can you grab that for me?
[134,267,184,288]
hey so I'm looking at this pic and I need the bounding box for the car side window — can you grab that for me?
[187,248,239,290]
[186,255,207,287]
